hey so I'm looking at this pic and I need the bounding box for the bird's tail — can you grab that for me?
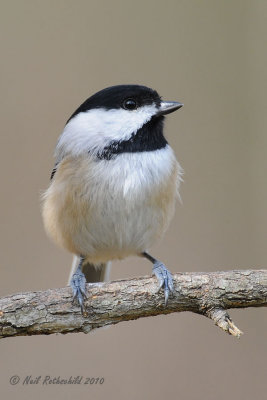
[68,255,111,285]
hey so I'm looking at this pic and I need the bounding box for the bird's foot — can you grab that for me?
[70,267,87,315]
[152,261,174,305]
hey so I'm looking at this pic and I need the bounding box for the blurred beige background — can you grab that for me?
[0,0,266,399]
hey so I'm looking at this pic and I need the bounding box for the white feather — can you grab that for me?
[68,147,181,262]
[56,105,158,161]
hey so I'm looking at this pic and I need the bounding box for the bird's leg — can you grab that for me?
[142,251,174,305]
[70,256,87,314]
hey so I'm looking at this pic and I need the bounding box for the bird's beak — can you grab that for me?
[156,101,183,117]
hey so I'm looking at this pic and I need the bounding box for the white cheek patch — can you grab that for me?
[56,105,158,160]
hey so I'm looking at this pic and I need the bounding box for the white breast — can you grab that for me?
[42,146,182,264]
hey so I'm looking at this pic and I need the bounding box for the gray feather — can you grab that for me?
[82,261,110,282]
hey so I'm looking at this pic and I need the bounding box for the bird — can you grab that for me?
[42,84,183,314]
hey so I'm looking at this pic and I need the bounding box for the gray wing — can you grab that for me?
[50,163,58,180]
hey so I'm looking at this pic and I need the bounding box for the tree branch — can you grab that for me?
[0,270,266,339]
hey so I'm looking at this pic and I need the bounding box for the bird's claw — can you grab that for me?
[70,268,87,314]
[152,261,174,306]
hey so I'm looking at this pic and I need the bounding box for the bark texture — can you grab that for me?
[0,269,266,339]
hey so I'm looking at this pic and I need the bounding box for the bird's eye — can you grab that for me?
[123,99,137,110]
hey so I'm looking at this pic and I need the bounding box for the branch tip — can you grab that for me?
[206,308,243,338]
[226,318,243,338]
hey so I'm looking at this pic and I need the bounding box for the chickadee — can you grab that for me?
[42,84,183,313]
